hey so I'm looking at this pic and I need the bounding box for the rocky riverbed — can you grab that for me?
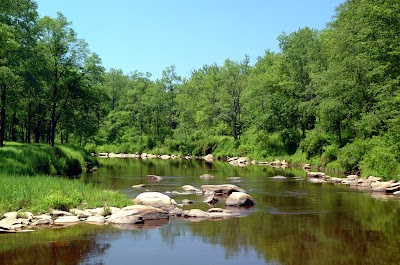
[0,183,255,233]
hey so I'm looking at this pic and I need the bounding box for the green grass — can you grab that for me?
[0,142,98,176]
[0,174,132,214]
[0,142,131,214]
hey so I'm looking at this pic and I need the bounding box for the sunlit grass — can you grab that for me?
[0,174,132,214]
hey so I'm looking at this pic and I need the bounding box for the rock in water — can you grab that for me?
[225,192,255,207]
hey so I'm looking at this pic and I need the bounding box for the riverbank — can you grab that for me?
[0,174,132,214]
[0,142,98,176]
[0,143,132,215]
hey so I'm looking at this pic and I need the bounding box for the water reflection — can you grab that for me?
[1,158,399,265]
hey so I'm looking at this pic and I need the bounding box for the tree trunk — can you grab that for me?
[26,102,32,143]
[0,83,6,147]
[11,112,17,141]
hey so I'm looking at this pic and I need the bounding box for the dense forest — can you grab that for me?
[1,0,399,179]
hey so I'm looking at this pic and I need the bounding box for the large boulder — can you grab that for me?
[107,205,169,224]
[225,192,255,207]
[134,192,177,208]
[201,184,246,195]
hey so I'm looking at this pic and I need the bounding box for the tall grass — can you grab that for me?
[0,174,132,214]
[0,142,98,176]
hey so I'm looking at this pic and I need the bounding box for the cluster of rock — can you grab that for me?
[306,171,400,196]
[94,152,291,170]
[226,156,288,168]
[0,182,255,233]
[95,152,195,160]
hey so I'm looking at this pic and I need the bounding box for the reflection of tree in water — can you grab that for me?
[0,225,115,265]
[172,192,400,265]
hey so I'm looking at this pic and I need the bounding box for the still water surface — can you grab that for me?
[1,158,399,265]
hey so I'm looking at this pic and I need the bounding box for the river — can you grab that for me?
[1,158,399,265]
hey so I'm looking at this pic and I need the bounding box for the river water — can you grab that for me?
[1,158,399,265]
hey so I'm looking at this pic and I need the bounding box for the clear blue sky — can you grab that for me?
[35,0,344,80]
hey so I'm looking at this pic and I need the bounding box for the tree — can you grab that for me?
[0,0,38,147]
[38,12,89,146]
[219,57,249,140]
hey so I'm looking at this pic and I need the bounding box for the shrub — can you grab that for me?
[320,144,339,166]
[300,128,330,159]
[336,140,368,172]
[360,137,400,180]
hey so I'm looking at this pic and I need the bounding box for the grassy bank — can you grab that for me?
[0,142,98,176]
[0,143,132,214]
[0,174,132,214]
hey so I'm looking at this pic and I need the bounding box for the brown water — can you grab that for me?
[1,158,399,265]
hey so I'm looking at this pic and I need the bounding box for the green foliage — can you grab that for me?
[42,192,78,212]
[336,140,368,173]
[359,136,400,180]
[300,128,330,159]
[320,144,339,165]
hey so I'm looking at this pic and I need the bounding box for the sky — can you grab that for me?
[35,0,345,80]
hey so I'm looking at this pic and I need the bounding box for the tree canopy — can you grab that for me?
[1,0,399,179]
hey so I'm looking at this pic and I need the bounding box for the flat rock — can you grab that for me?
[86,216,105,224]
[307,172,326,178]
[182,199,194,205]
[183,209,210,218]
[87,207,120,216]
[107,213,143,225]
[3,212,33,220]
[225,192,255,207]
[132,184,146,188]
[329,177,343,184]
[0,217,20,230]
[200,174,215,179]
[31,218,52,226]
[54,216,80,224]
[182,185,202,193]
[146,175,163,182]
[50,210,74,217]
[207,208,240,218]
[70,209,92,218]
[201,184,246,195]
[270,175,287,180]
[120,205,169,221]
[308,178,326,184]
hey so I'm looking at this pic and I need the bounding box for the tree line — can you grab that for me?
[1,0,399,179]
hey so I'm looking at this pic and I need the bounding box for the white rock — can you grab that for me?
[134,192,177,208]
[225,192,255,207]
[54,216,80,224]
